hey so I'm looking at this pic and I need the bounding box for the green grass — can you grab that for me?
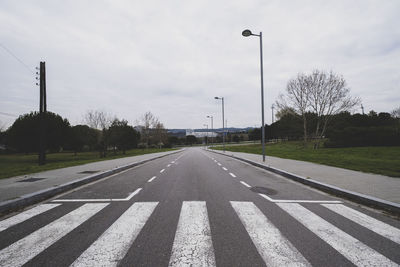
[213,142,400,177]
[0,148,176,179]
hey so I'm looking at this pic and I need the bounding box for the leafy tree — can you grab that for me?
[108,119,140,154]
[186,135,197,146]
[69,125,99,154]
[6,111,70,153]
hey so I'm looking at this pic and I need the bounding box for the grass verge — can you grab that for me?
[0,148,176,179]
[213,142,400,177]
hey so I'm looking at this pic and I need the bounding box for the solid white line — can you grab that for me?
[222,167,228,171]
[52,188,142,202]
[322,204,400,244]
[240,181,251,188]
[148,176,157,183]
[0,203,108,267]
[160,169,165,173]
[231,201,310,266]
[278,203,396,266]
[169,201,216,267]
[71,202,158,267]
[167,164,171,167]
[0,204,60,232]
[229,173,236,178]
[259,193,342,204]
[123,188,142,201]
[217,163,221,166]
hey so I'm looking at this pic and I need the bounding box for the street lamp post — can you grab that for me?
[242,29,266,162]
[203,124,208,147]
[214,96,225,152]
[207,115,213,147]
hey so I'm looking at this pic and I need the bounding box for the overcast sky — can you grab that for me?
[1,0,399,129]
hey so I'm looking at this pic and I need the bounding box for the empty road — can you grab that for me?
[1,147,399,266]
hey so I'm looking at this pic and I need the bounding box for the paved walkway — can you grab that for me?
[213,150,400,204]
[0,150,180,203]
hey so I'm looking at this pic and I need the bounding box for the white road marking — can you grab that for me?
[0,203,108,267]
[52,188,142,202]
[217,163,222,166]
[231,201,310,266]
[229,173,236,178]
[214,160,217,163]
[160,169,165,173]
[171,161,175,164]
[167,164,171,167]
[322,204,400,244]
[278,203,396,266]
[240,181,251,188]
[169,201,216,267]
[147,176,157,183]
[0,204,60,232]
[259,193,342,204]
[71,202,158,267]
[222,167,228,171]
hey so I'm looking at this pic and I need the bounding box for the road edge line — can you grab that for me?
[205,149,400,215]
[0,150,182,216]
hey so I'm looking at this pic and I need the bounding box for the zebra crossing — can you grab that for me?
[0,201,399,266]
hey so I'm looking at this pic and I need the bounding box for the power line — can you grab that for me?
[0,43,34,74]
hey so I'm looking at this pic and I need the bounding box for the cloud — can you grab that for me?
[0,0,399,129]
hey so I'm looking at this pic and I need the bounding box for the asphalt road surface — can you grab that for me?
[1,147,399,266]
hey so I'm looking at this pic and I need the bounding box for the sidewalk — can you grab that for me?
[0,150,180,203]
[214,150,400,204]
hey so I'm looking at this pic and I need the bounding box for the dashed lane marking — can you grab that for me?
[222,167,228,171]
[240,181,251,188]
[229,173,236,178]
[160,169,165,173]
[148,176,157,183]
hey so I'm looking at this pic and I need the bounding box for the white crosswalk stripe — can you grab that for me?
[71,202,158,267]
[231,201,311,267]
[0,203,108,267]
[322,204,400,244]
[278,203,397,267]
[0,204,60,232]
[169,201,216,267]
[1,201,399,266]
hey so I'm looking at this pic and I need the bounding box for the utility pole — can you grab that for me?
[271,104,275,123]
[38,62,47,165]
[361,104,365,115]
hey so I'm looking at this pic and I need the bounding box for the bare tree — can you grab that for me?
[276,70,360,146]
[136,111,157,147]
[276,73,310,143]
[84,110,114,130]
[308,70,361,144]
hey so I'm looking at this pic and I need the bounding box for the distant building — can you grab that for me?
[186,129,218,138]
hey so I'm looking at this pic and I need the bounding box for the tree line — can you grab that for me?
[260,109,400,147]
[0,110,168,156]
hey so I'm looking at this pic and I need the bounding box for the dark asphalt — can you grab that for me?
[0,147,399,266]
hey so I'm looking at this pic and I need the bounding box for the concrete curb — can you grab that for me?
[207,149,400,215]
[0,150,182,216]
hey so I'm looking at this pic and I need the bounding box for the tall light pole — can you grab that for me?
[214,96,225,152]
[207,115,213,147]
[242,29,266,162]
[203,124,208,147]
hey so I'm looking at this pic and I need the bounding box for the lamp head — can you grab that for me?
[242,29,252,37]
[214,97,219,99]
